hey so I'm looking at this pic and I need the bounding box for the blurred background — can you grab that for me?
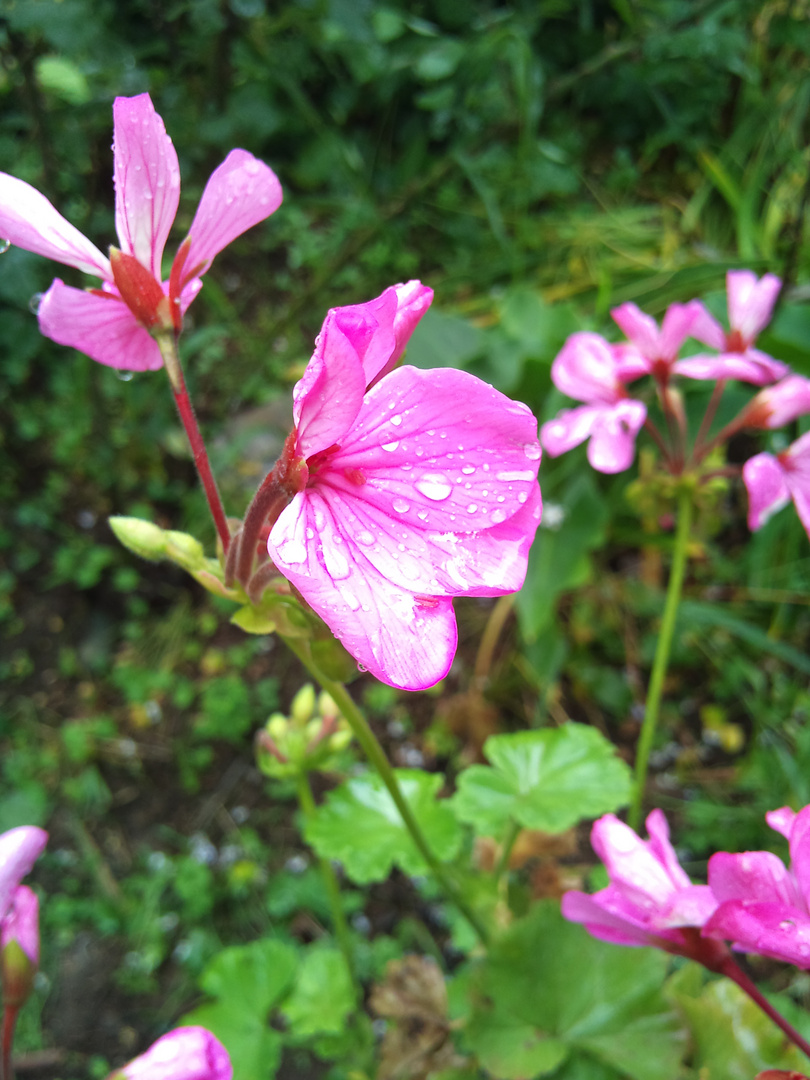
[2,0,810,1074]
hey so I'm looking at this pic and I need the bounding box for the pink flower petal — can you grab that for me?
[766,807,797,840]
[708,851,802,907]
[674,350,787,385]
[645,808,692,890]
[591,814,676,909]
[742,452,790,531]
[727,270,781,342]
[748,375,810,429]
[586,399,646,473]
[611,303,660,357]
[1,885,40,965]
[551,332,621,404]
[120,1027,232,1080]
[561,887,653,947]
[689,302,726,351]
[38,280,163,371]
[788,805,810,910]
[704,900,810,968]
[113,94,181,280]
[0,827,47,920]
[268,490,458,689]
[658,301,703,358]
[0,173,110,278]
[612,343,652,383]
[182,149,282,282]
[541,404,601,457]
[654,884,718,929]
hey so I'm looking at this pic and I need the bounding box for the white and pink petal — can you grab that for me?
[742,452,790,531]
[586,399,646,474]
[727,270,781,342]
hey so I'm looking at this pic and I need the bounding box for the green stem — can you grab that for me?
[281,636,490,946]
[494,819,521,880]
[296,771,357,993]
[629,487,693,830]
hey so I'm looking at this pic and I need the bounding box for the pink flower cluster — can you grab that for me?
[540,272,810,541]
[563,803,810,973]
[0,826,47,1006]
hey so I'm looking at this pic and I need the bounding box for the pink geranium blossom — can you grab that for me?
[0,93,281,370]
[743,432,810,537]
[0,827,47,920]
[741,374,810,430]
[1,886,39,966]
[540,332,647,473]
[111,1027,232,1080]
[562,810,718,958]
[679,271,788,385]
[703,805,810,968]
[266,282,542,690]
[610,300,703,383]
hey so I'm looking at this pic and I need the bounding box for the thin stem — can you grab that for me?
[474,594,515,683]
[281,636,490,946]
[692,379,726,463]
[643,417,674,469]
[494,819,521,880]
[155,332,231,554]
[1,1005,19,1080]
[720,956,810,1062]
[296,772,358,994]
[629,486,693,830]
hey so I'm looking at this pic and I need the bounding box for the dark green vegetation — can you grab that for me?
[2,1,810,1077]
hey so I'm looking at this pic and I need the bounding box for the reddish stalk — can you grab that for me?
[155,332,231,554]
[692,378,726,463]
[1,1005,19,1080]
[720,957,810,1062]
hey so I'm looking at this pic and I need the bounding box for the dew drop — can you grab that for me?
[415,473,453,501]
[497,469,536,483]
[390,414,402,427]
[0,239,10,254]
[466,503,478,514]
[116,370,135,382]
[341,589,361,611]
[28,292,43,314]
[524,442,542,460]
[417,510,429,521]
[356,530,375,546]
[382,440,399,452]
[461,464,475,475]
[491,508,507,524]
[518,492,528,503]
[358,663,368,673]
[392,497,410,514]
[278,535,307,564]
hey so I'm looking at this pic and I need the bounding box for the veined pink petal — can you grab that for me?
[0,173,110,278]
[182,150,282,282]
[703,900,810,967]
[113,94,181,280]
[1,885,40,965]
[586,399,646,473]
[611,303,660,357]
[788,805,810,910]
[551,332,621,404]
[591,814,676,909]
[294,313,368,458]
[767,806,797,840]
[0,827,47,919]
[742,348,790,384]
[612,343,652,383]
[541,404,602,457]
[327,365,540,536]
[727,270,781,342]
[268,490,458,690]
[708,851,803,908]
[561,887,654,947]
[645,809,692,890]
[742,452,790,531]
[655,884,718,929]
[658,301,703,358]
[119,1027,232,1080]
[38,280,163,371]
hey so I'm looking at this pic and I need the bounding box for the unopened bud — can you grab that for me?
[1,886,39,1007]
[267,714,288,741]
[290,684,316,724]
[165,531,206,571]
[109,517,168,561]
[318,692,339,721]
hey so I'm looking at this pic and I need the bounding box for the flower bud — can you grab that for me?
[290,684,316,724]
[108,1026,232,1080]
[1,886,39,1007]
[267,714,288,741]
[318,692,339,721]
[109,517,168,561]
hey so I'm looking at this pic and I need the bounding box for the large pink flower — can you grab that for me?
[743,432,810,538]
[540,332,647,473]
[562,810,718,956]
[0,827,47,920]
[266,282,542,690]
[703,806,810,968]
[0,93,281,370]
[112,1027,232,1080]
[679,271,788,385]
[610,300,704,383]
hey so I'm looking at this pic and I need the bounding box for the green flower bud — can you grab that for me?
[290,684,316,724]
[109,517,168,561]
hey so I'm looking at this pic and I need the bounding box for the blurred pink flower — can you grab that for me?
[0,93,281,370]
[703,805,810,968]
[0,827,47,920]
[611,300,704,382]
[742,432,810,537]
[266,282,542,690]
[113,1027,232,1080]
[679,271,788,385]
[540,332,647,473]
[562,810,718,960]
[742,374,810,430]
[1,886,39,966]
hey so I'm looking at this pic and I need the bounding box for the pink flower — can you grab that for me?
[266,282,542,690]
[562,811,718,958]
[0,93,281,370]
[111,1027,232,1080]
[540,332,647,473]
[741,374,810,430]
[703,805,810,968]
[742,432,810,537]
[0,827,47,920]
[679,271,788,385]
[1,886,39,966]
[611,300,704,382]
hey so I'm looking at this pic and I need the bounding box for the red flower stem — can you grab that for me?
[643,417,674,470]
[235,470,286,587]
[2,1005,19,1080]
[720,956,810,1062]
[692,378,726,463]
[154,332,231,554]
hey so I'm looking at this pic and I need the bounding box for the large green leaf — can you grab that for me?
[304,770,462,884]
[451,723,631,837]
[280,946,356,1037]
[459,902,684,1080]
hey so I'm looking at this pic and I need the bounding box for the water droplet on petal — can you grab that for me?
[0,239,10,254]
[278,535,307,564]
[466,503,478,514]
[357,663,368,673]
[29,293,43,314]
[116,370,135,382]
[382,440,399,452]
[491,508,507,524]
[356,530,375,546]
[497,469,536,482]
[390,414,402,426]
[524,442,542,461]
[341,588,360,611]
[417,510,428,521]
[461,464,475,475]
[415,473,453,501]
[392,497,410,514]
[518,492,528,504]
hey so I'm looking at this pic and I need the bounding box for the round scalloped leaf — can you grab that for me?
[304,770,462,884]
[451,723,631,836]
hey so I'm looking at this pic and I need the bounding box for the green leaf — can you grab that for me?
[304,770,462,884]
[280,946,356,1036]
[451,723,632,836]
[181,1002,283,1080]
[231,604,277,635]
[460,902,684,1080]
[405,308,485,371]
[35,55,91,104]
